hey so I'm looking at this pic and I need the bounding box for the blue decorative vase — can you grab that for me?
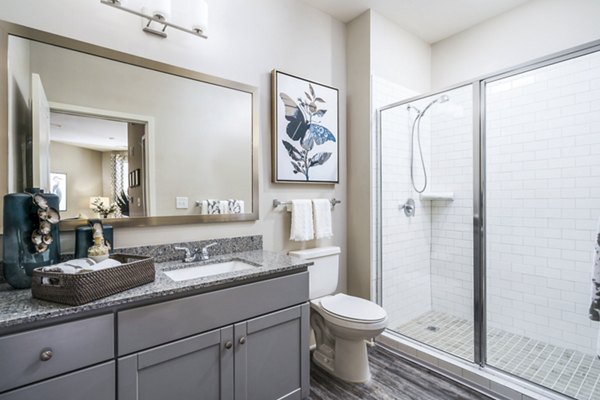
[2,189,61,289]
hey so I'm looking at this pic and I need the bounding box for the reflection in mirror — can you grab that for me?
[5,28,257,230]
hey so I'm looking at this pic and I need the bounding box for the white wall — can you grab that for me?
[429,85,473,321]
[432,0,600,89]
[0,0,347,289]
[371,11,430,94]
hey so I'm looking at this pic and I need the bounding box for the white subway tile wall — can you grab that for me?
[374,76,433,328]
[430,85,474,323]
[486,50,600,355]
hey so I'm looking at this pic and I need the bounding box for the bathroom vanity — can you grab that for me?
[0,248,311,400]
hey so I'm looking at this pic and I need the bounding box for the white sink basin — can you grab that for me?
[164,260,257,281]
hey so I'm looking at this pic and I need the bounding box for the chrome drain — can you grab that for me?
[426,326,439,332]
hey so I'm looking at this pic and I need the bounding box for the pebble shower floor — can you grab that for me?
[397,311,600,400]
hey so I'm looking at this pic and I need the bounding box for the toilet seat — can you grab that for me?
[319,294,387,324]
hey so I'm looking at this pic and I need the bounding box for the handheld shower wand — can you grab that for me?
[408,94,450,193]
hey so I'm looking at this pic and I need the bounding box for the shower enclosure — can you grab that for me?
[376,40,600,400]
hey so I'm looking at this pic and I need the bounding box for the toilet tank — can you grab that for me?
[288,246,341,299]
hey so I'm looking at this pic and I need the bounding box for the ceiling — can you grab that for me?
[50,112,128,152]
[300,0,531,43]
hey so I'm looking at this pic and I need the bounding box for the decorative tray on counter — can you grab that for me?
[31,254,155,306]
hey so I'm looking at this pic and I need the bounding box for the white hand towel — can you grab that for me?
[228,199,244,214]
[312,199,333,239]
[219,200,229,214]
[290,200,314,241]
[205,200,221,214]
[200,200,209,215]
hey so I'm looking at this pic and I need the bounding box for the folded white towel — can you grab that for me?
[290,200,314,241]
[228,199,245,214]
[200,200,209,215]
[219,200,229,214]
[312,199,333,239]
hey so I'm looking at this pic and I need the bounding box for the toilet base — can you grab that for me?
[313,339,372,383]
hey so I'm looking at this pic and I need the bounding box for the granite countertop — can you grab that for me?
[0,250,311,331]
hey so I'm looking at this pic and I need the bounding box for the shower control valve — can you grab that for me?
[400,199,416,217]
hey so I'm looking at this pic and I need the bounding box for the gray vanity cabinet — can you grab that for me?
[118,327,234,400]
[234,304,310,400]
[0,314,115,400]
[118,303,309,400]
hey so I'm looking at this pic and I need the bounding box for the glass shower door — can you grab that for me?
[379,84,475,361]
[485,49,600,400]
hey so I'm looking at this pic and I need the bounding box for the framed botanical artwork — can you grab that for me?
[49,172,67,211]
[272,70,339,184]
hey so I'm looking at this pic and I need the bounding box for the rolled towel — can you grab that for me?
[89,258,122,271]
[39,257,121,274]
[40,258,97,274]
[290,200,314,241]
[312,199,333,239]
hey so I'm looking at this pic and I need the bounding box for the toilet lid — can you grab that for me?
[320,294,387,323]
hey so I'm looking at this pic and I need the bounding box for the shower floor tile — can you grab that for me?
[396,311,600,400]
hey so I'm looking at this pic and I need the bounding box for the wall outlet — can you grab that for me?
[176,197,188,209]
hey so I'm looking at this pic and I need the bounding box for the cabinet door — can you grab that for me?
[235,303,310,400]
[0,361,114,400]
[118,327,234,400]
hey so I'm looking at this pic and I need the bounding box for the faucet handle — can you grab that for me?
[174,246,194,262]
[201,242,218,258]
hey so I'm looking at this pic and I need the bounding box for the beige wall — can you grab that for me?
[431,0,600,89]
[346,10,431,301]
[0,0,348,291]
[49,142,103,219]
[346,11,372,300]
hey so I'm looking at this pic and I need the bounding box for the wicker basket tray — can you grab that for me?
[31,254,155,306]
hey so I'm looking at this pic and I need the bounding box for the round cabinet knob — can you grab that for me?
[40,349,53,361]
[239,336,246,345]
[224,341,233,349]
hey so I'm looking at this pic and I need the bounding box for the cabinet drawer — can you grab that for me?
[118,271,308,355]
[0,314,114,392]
[0,361,115,400]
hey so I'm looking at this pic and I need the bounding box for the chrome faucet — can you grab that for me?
[174,242,218,263]
[200,242,218,260]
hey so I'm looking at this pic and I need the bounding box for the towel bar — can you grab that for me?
[272,198,341,209]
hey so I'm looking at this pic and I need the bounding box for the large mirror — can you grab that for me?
[1,21,259,231]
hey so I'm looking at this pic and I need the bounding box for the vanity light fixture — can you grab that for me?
[100,0,208,39]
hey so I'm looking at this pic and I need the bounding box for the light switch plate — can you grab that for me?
[176,197,188,209]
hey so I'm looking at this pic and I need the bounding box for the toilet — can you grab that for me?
[288,246,388,383]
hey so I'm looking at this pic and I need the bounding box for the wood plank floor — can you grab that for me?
[309,346,493,400]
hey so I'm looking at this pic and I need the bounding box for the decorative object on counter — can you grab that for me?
[49,172,67,211]
[31,254,155,306]
[2,189,61,289]
[74,222,114,259]
[272,70,339,184]
[87,220,111,262]
[100,0,208,39]
[89,196,117,218]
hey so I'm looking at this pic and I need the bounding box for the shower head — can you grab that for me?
[420,94,450,116]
